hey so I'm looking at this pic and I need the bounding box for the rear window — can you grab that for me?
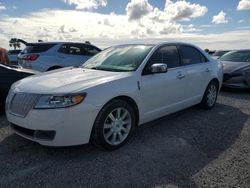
[22,43,57,54]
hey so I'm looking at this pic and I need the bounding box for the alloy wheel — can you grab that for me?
[103,107,132,146]
[207,84,217,107]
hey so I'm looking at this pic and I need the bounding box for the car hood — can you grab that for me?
[221,61,250,74]
[13,67,133,94]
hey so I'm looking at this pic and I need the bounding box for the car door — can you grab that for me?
[177,45,212,104]
[57,43,87,67]
[140,45,187,122]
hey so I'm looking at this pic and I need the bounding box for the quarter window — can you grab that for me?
[179,45,204,65]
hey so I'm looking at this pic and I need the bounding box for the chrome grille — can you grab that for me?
[9,93,39,117]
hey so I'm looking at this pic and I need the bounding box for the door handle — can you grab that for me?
[205,68,211,72]
[176,74,185,79]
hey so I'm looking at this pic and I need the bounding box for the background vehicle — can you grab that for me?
[6,42,223,150]
[221,50,250,88]
[0,64,37,112]
[212,50,230,59]
[7,49,22,65]
[18,42,101,72]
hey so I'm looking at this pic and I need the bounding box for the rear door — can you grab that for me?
[177,45,212,103]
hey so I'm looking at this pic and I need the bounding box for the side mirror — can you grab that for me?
[150,63,168,74]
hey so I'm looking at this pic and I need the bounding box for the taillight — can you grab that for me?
[22,54,39,61]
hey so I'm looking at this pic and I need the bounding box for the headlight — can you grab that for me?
[34,93,86,109]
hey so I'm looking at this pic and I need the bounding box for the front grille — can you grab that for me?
[9,93,39,117]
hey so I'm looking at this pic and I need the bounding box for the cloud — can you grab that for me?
[237,0,250,10]
[0,2,6,11]
[64,0,107,10]
[0,7,249,50]
[164,0,208,21]
[126,0,153,20]
[238,19,245,23]
[212,11,228,24]
[126,0,207,22]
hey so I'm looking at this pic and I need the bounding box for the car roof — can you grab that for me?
[26,42,95,45]
[232,49,250,52]
[113,42,202,48]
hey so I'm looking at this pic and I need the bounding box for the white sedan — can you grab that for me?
[6,42,223,150]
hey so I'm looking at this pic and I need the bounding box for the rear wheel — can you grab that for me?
[200,81,218,109]
[91,99,136,150]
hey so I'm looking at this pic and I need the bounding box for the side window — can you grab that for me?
[81,45,100,56]
[179,45,203,65]
[201,53,208,62]
[68,44,81,55]
[143,45,180,75]
[58,44,81,55]
[148,46,180,68]
[58,44,69,54]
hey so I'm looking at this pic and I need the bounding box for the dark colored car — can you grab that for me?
[221,50,250,88]
[0,64,37,112]
[212,50,230,59]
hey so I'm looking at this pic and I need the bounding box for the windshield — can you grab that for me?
[212,50,229,57]
[220,50,250,62]
[83,45,153,72]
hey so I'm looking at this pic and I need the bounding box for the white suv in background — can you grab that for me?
[18,42,101,72]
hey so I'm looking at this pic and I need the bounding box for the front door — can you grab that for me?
[140,45,186,122]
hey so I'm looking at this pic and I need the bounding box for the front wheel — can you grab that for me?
[91,99,136,150]
[200,81,218,109]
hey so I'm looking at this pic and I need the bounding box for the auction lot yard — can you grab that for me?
[0,89,249,188]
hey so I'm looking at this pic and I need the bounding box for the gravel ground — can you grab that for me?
[0,89,249,188]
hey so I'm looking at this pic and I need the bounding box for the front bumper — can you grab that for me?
[6,103,100,146]
[223,71,250,88]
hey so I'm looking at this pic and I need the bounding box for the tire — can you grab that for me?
[200,81,219,109]
[91,99,136,150]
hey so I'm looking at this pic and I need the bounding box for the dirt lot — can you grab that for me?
[0,89,249,188]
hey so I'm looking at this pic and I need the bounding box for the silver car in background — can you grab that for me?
[18,42,101,72]
[221,50,250,88]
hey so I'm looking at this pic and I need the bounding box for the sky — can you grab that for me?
[0,0,250,50]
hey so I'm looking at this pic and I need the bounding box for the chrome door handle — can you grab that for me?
[176,74,185,79]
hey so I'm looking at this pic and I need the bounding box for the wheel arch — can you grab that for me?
[210,77,220,88]
[106,95,140,127]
